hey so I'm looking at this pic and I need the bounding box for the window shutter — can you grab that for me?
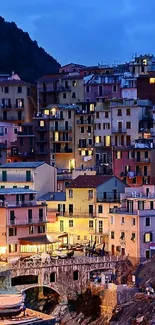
[150,232,153,242]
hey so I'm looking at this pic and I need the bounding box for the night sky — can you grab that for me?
[1,0,155,66]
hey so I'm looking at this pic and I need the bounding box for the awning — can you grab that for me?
[19,235,58,245]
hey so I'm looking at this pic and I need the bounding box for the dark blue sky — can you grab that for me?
[1,0,155,66]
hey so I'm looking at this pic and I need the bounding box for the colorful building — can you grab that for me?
[0,162,57,197]
[0,187,49,260]
[41,175,126,248]
[0,79,36,126]
[108,184,155,264]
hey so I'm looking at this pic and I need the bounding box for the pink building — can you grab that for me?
[84,75,121,102]
[0,122,19,164]
[59,63,86,74]
[0,188,52,261]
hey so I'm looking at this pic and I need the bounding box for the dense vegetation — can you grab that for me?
[0,16,60,82]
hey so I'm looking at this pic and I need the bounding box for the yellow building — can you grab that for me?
[40,175,126,249]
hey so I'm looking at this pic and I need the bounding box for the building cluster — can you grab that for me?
[1,55,155,263]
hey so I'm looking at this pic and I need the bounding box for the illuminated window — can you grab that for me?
[144,232,152,243]
[44,110,49,115]
[88,150,92,156]
[90,103,94,111]
[9,244,17,253]
[54,132,59,141]
[150,78,155,84]
[81,150,85,156]
[143,59,147,66]
[105,136,110,146]
[40,120,44,127]
[115,151,122,159]
[72,81,77,87]
[95,136,101,144]
[51,108,56,115]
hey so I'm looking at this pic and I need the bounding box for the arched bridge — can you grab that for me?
[0,256,126,299]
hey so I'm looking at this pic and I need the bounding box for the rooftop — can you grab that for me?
[0,162,45,169]
[0,188,37,195]
[68,175,114,188]
[0,79,34,87]
[38,191,66,201]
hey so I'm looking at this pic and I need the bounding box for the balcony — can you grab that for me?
[51,125,72,132]
[97,192,120,202]
[108,207,138,215]
[78,143,93,148]
[76,110,94,115]
[2,200,46,208]
[17,131,34,137]
[112,128,127,134]
[57,173,72,180]
[95,142,103,147]
[135,158,151,163]
[64,212,96,218]
[8,217,47,226]
[76,119,92,125]
[52,136,72,142]
[51,148,72,153]
[58,86,71,92]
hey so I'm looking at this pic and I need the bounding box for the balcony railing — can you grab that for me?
[108,207,137,215]
[51,125,72,132]
[51,148,72,153]
[78,143,93,148]
[97,193,120,202]
[112,128,127,134]
[95,142,103,147]
[8,217,47,226]
[135,158,151,163]
[57,174,72,180]
[1,200,46,208]
[76,120,92,125]
[52,136,72,142]
[64,212,95,218]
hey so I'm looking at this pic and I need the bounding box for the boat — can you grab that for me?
[0,293,25,318]
[5,316,42,324]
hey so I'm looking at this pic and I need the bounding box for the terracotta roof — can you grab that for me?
[68,175,114,188]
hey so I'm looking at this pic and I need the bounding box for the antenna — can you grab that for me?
[37,87,40,114]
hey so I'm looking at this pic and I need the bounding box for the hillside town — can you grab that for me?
[1,54,155,324]
[0,54,155,264]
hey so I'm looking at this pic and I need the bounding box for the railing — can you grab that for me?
[1,200,46,208]
[78,143,93,148]
[97,194,120,202]
[51,125,72,131]
[8,217,47,226]
[64,212,95,218]
[94,142,103,147]
[112,128,127,134]
[52,136,72,142]
[57,174,72,180]
[17,131,34,136]
[76,120,92,125]
[9,255,126,270]
[51,148,72,153]
[109,207,138,215]
[135,158,151,163]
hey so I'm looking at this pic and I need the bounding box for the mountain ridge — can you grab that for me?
[0,16,60,82]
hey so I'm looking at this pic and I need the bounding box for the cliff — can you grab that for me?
[0,16,60,82]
